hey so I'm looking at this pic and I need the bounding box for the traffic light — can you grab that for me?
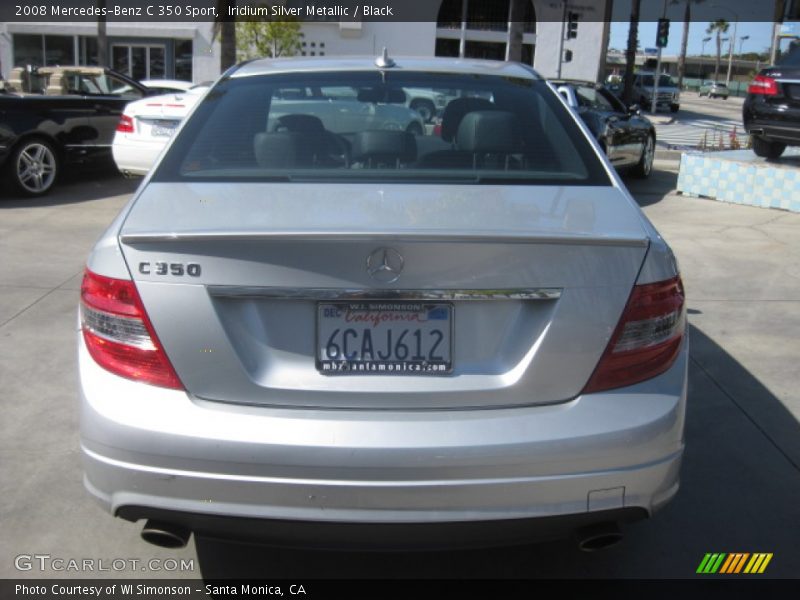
[567,12,579,39]
[563,49,573,63]
[656,18,670,48]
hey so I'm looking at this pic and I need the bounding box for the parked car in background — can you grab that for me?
[139,79,194,95]
[403,87,456,122]
[269,85,425,136]
[554,80,656,178]
[113,84,209,176]
[0,65,148,196]
[79,56,688,554]
[632,72,680,113]
[743,42,800,159]
[699,81,730,99]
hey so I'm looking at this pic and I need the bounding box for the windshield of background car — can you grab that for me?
[153,70,610,186]
[639,75,676,87]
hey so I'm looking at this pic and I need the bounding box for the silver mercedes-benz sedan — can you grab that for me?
[79,55,687,552]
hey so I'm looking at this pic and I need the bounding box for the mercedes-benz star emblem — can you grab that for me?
[366,247,404,283]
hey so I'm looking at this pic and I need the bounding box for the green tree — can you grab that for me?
[706,18,729,81]
[236,19,302,60]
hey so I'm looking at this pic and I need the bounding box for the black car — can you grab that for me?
[552,80,656,178]
[744,43,800,159]
[0,66,148,196]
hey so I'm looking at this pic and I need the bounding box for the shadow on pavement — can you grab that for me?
[624,168,678,207]
[0,164,140,208]
[668,108,742,123]
[194,325,800,579]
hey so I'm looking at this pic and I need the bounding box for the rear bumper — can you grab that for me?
[111,137,164,175]
[743,100,800,144]
[745,121,800,144]
[79,333,688,544]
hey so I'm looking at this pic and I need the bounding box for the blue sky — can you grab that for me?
[609,21,776,56]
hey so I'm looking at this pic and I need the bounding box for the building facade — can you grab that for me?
[0,0,610,84]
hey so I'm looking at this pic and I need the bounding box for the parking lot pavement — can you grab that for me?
[1,170,799,579]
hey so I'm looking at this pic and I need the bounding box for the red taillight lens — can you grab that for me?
[116,115,134,133]
[748,75,778,96]
[583,276,685,394]
[80,269,183,389]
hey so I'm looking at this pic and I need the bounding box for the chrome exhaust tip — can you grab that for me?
[574,522,623,552]
[140,520,191,549]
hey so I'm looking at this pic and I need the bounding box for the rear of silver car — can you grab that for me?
[79,58,687,550]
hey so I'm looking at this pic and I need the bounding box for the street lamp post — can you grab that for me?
[739,35,750,55]
[700,36,712,80]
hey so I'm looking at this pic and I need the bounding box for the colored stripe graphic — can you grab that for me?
[720,553,749,573]
[697,553,727,574]
[744,553,774,574]
[699,553,773,574]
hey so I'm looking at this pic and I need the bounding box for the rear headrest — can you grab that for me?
[253,131,312,168]
[456,111,521,154]
[351,131,416,164]
[273,113,325,133]
[440,97,495,142]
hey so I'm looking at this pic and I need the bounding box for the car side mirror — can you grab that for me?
[628,103,641,115]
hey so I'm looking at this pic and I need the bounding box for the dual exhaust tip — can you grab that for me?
[140,520,191,549]
[139,519,622,552]
[574,522,623,552]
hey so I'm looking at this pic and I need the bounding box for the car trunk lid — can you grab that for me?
[118,182,650,409]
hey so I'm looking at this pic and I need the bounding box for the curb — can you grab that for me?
[655,148,683,161]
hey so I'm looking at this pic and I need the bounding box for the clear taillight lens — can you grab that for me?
[583,276,685,394]
[80,269,183,389]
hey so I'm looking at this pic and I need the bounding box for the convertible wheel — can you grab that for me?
[10,139,58,196]
[632,134,655,178]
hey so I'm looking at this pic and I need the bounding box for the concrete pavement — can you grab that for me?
[1,167,798,579]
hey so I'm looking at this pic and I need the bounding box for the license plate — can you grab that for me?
[151,122,178,137]
[316,302,452,375]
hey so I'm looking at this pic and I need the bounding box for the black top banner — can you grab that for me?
[0,0,784,23]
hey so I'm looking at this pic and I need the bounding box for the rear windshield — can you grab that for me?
[639,74,676,87]
[153,70,610,186]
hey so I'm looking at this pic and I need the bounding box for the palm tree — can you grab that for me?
[214,0,237,72]
[97,0,107,67]
[505,0,526,62]
[622,0,642,106]
[706,18,729,82]
[673,0,706,91]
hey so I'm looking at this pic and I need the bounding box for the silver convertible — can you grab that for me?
[79,55,688,554]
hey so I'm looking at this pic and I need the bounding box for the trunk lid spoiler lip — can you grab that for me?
[120,231,649,247]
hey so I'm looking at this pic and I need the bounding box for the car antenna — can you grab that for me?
[375,47,395,69]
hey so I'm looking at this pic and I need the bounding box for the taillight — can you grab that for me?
[748,75,778,96]
[583,276,685,394]
[116,115,134,133]
[80,269,183,389]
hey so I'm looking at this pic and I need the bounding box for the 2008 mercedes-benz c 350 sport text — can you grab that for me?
[78,54,688,553]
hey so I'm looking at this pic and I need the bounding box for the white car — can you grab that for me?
[112,84,208,176]
[139,79,194,94]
